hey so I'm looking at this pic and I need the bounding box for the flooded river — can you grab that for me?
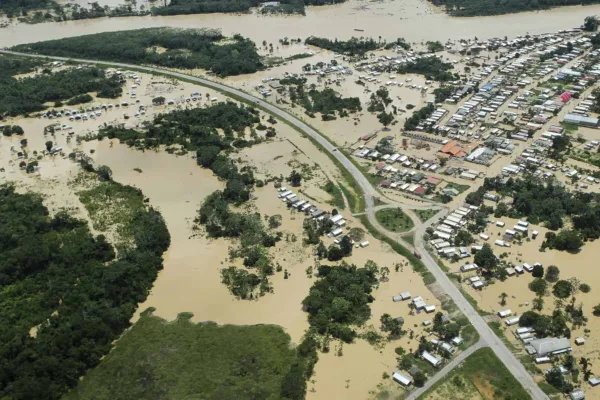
[2,0,600,48]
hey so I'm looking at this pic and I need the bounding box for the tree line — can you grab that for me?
[305,36,383,56]
[0,62,122,116]
[12,28,264,77]
[428,0,600,17]
[0,174,170,399]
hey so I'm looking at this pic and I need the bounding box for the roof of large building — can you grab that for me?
[530,337,571,356]
[564,113,599,125]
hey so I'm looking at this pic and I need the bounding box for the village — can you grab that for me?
[4,12,600,400]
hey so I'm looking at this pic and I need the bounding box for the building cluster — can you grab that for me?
[275,187,369,248]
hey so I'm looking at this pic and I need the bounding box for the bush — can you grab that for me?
[553,280,573,299]
[580,283,591,293]
[529,278,548,296]
[545,265,560,282]
[532,264,544,278]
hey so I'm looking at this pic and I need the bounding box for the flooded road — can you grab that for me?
[1,0,599,48]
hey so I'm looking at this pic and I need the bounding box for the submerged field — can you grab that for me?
[64,310,303,400]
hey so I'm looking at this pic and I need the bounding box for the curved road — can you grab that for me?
[0,50,547,399]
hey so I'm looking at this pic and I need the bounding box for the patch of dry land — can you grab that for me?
[0,59,472,399]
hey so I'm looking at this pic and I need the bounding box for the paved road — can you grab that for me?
[1,50,547,399]
[405,339,485,400]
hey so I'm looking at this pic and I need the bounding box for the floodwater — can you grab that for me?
[2,0,600,48]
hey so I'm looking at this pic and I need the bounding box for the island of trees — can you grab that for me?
[151,0,345,16]
[12,28,263,77]
[0,56,123,116]
[280,77,362,119]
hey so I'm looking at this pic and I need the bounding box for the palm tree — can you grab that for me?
[499,292,508,306]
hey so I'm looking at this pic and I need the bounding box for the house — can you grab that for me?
[442,187,459,196]
[426,176,441,186]
[451,336,463,346]
[460,263,479,272]
[422,351,442,367]
[399,291,411,300]
[569,390,585,400]
[472,281,484,289]
[498,309,512,318]
[414,186,426,196]
[439,341,455,354]
[529,337,572,357]
[424,305,436,313]
[412,172,426,182]
[392,371,412,387]
[589,377,600,386]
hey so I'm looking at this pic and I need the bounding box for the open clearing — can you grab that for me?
[375,208,414,233]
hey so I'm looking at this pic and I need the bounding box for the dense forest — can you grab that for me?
[12,28,263,77]
[96,101,263,155]
[483,176,600,247]
[0,176,170,399]
[0,61,123,116]
[302,262,379,342]
[305,36,383,56]
[428,0,600,17]
[151,0,345,16]
[0,0,53,16]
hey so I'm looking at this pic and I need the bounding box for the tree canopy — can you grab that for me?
[302,262,379,342]
[0,61,122,117]
[0,182,169,399]
[12,28,263,77]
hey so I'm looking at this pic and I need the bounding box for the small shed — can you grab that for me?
[569,390,585,400]
[424,305,436,313]
[399,291,411,300]
[589,377,600,386]
[392,371,412,387]
[498,309,512,318]
[422,351,441,367]
[575,337,586,346]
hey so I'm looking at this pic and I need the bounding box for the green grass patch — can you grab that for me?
[419,347,530,400]
[358,215,435,285]
[75,173,146,250]
[64,309,307,400]
[322,180,345,210]
[414,208,438,223]
[560,122,579,133]
[443,181,470,194]
[538,381,562,396]
[488,321,517,351]
[375,208,414,233]
[458,324,480,350]
[404,233,415,246]
[374,197,388,207]
[339,183,358,213]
